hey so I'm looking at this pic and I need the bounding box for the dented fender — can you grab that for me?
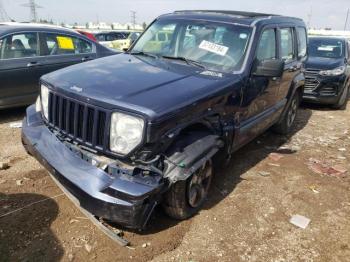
[164,135,223,183]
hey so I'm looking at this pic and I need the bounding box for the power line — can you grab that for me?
[0,0,11,21]
[21,0,42,22]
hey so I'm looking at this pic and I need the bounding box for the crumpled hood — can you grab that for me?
[303,56,345,70]
[42,53,237,119]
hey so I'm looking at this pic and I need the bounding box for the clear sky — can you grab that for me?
[2,0,350,30]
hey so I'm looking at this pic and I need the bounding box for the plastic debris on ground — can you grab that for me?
[290,214,311,229]
[268,153,284,161]
[9,122,22,128]
[307,158,347,178]
[258,171,271,177]
[309,185,320,194]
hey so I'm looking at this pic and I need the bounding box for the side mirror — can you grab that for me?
[252,59,285,78]
[122,47,129,52]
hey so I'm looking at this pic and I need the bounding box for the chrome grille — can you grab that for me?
[304,69,321,92]
[47,92,109,150]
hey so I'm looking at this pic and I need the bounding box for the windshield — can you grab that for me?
[131,19,253,72]
[308,38,344,59]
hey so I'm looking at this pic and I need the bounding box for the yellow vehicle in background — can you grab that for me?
[111,31,143,51]
[141,30,173,53]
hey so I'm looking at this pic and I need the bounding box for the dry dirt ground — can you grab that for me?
[0,103,349,262]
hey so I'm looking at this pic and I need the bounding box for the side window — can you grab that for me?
[40,33,93,56]
[296,27,307,58]
[256,29,276,61]
[74,37,93,54]
[95,34,105,41]
[280,28,295,61]
[0,33,38,59]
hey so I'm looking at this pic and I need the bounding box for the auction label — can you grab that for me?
[199,40,229,56]
[57,36,74,50]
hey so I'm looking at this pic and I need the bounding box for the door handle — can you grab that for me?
[27,61,41,67]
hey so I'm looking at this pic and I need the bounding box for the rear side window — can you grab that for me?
[296,27,307,58]
[256,29,277,61]
[280,28,295,61]
[95,34,105,41]
[0,32,38,59]
[40,33,93,56]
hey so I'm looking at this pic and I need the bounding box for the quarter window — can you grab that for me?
[40,33,93,56]
[0,33,38,59]
[280,28,295,61]
[256,29,276,61]
[296,27,307,58]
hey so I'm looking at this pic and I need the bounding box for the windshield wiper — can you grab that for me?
[129,51,158,59]
[161,56,206,69]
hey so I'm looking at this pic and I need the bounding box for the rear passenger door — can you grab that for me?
[277,27,303,102]
[37,32,96,75]
[0,32,42,107]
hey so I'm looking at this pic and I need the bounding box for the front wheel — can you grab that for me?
[332,85,349,110]
[162,160,213,220]
[272,91,300,135]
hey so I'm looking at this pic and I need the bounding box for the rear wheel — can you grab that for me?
[273,91,300,135]
[163,160,213,220]
[332,85,349,110]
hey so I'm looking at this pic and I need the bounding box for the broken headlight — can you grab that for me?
[41,84,50,120]
[110,112,144,155]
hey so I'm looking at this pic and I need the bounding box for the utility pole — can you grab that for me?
[0,0,11,22]
[307,6,313,29]
[345,8,350,31]
[130,10,136,29]
[21,0,42,22]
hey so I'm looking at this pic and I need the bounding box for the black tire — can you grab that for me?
[162,159,213,220]
[332,85,349,110]
[272,91,300,135]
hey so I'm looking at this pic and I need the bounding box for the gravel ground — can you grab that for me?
[0,103,349,262]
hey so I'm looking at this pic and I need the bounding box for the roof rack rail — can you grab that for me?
[174,10,279,17]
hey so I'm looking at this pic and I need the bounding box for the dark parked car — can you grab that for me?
[22,11,307,229]
[303,36,350,109]
[0,22,116,109]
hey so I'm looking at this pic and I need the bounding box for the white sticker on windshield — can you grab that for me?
[318,46,335,51]
[199,40,229,56]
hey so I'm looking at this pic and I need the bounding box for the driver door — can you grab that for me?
[238,27,280,146]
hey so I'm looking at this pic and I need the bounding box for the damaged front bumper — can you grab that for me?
[21,105,164,229]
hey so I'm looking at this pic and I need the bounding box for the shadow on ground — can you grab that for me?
[0,107,27,124]
[0,193,63,261]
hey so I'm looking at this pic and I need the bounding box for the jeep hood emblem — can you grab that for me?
[70,85,83,92]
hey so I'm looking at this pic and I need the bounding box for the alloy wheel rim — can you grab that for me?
[187,161,212,208]
[287,98,298,127]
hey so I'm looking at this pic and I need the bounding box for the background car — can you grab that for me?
[76,30,97,42]
[94,31,129,48]
[111,31,142,51]
[303,36,350,109]
[0,22,117,109]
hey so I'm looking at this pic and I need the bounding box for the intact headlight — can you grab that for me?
[41,84,50,119]
[110,112,144,155]
[35,96,41,112]
[319,66,345,76]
